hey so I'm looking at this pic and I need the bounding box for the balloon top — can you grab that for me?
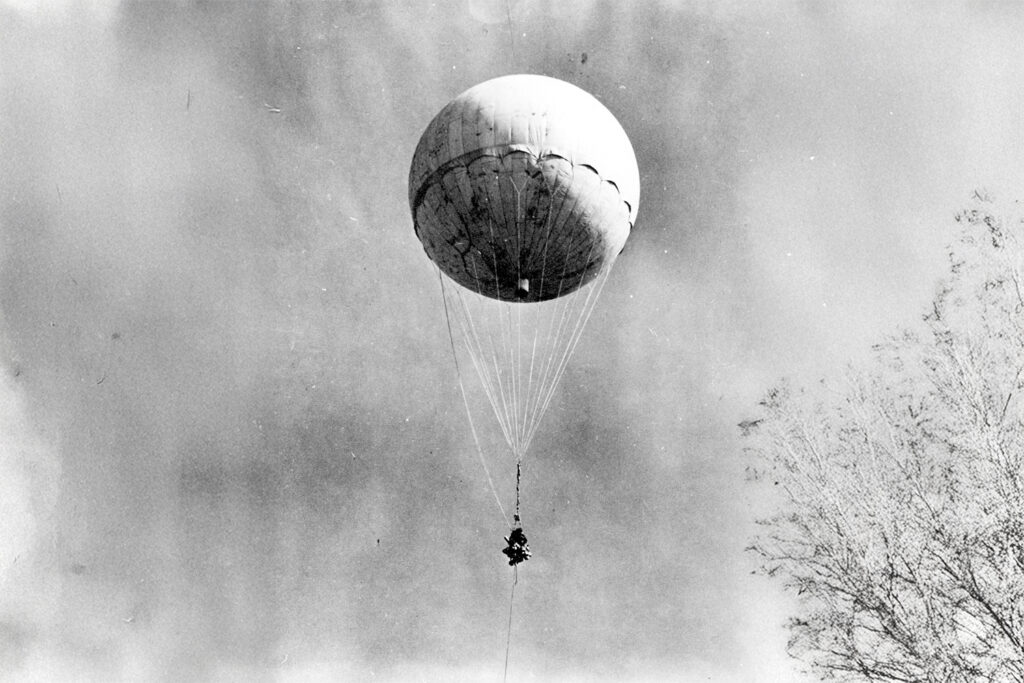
[409,74,640,225]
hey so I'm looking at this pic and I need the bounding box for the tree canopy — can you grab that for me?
[746,194,1024,681]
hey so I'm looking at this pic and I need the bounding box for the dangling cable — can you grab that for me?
[503,565,518,683]
[439,270,510,527]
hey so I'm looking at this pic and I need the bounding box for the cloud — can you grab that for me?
[0,368,60,588]
[0,336,62,675]
[0,0,119,23]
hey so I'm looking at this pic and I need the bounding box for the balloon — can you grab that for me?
[409,74,640,303]
[409,74,641,530]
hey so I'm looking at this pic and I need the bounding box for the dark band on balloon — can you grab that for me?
[410,144,630,228]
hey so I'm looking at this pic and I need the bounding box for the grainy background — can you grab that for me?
[1,2,1023,681]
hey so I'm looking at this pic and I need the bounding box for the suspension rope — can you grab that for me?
[519,221,606,451]
[514,460,522,523]
[452,285,517,449]
[524,265,612,452]
[484,204,519,451]
[437,164,621,531]
[520,174,559,445]
[439,269,510,527]
[511,174,525,452]
[521,239,577,446]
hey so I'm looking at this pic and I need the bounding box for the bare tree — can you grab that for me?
[746,195,1024,682]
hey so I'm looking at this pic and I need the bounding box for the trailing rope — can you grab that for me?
[503,565,518,683]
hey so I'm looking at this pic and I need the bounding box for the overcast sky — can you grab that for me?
[2,2,1024,681]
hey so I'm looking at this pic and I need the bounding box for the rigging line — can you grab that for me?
[503,565,519,683]
[521,175,559,445]
[522,171,574,418]
[501,315,521,456]
[445,291,512,528]
[500,173,521,453]
[525,259,572,426]
[438,270,510,527]
[444,289,512,521]
[517,300,524,449]
[522,307,541,448]
[454,298,516,451]
[485,316,516,448]
[507,172,526,452]
[490,339,517,452]
[451,272,511,441]
[520,303,562,450]
[503,302,522,455]
[492,304,518,453]
[496,302,516,453]
[463,340,512,448]
[525,266,612,452]
[548,254,603,387]
[514,177,524,448]
[523,324,540,451]
[521,296,563,447]
[457,267,517,449]
[483,201,518,450]
[464,258,516,444]
[521,242,607,452]
[524,253,576,442]
[526,271,605,451]
[544,238,601,363]
[529,193,582,416]
[528,290,569,430]
[514,459,522,521]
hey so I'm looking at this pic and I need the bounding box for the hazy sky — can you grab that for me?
[2,2,1024,681]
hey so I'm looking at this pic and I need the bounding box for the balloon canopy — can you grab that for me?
[409,74,640,303]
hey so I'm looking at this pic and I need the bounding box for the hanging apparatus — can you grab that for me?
[501,461,531,565]
[502,519,531,566]
[411,75,639,569]
[502,526,531,566]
